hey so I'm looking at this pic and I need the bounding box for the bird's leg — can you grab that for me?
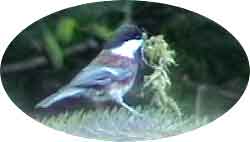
[118,99,143,117]
[112,95,143,117]
[120,101,156,126]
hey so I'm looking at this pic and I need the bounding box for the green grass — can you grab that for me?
[35,73,236,142]
[37,103,224,142]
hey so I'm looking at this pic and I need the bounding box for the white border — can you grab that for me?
[0,0,249,142]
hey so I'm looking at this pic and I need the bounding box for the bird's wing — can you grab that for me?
[35,66,133,109]
[67,65,133,88]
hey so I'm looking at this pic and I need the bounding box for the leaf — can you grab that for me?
[56,18,78,44]
[43,29,64,69]
[91,24,114,40]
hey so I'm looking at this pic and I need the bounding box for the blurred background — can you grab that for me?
[0,0,249,125]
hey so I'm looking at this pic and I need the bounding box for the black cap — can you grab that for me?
[104,24,143,49]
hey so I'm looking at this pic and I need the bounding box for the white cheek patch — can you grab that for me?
[111,39,143,58]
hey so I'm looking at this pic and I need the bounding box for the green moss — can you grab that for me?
[143,35,181,117]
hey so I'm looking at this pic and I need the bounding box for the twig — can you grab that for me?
[1,40,99,74]
[1,57,48,74]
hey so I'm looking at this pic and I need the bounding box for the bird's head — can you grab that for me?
[104,24,145,62]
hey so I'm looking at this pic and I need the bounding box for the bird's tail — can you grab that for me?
[35,88,84,109]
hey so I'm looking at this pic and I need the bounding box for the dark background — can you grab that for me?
[1,1,249,117]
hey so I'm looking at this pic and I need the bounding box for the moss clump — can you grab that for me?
[143,35,176,69]
[142,35,181,117]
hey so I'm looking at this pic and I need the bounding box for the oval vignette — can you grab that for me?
[0,1,249,141]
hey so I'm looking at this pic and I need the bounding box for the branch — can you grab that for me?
[1,40,100,74]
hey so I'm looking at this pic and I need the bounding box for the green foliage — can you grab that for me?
[56,18,78,44]
[43,29,64,69]
[143,35,181,117]
[39,107,211,141]
[90,24,114,40]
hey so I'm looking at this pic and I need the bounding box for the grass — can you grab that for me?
[38,108,203,141]
[37,96,230,142]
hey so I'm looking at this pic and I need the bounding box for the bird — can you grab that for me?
[35,24,145,116]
